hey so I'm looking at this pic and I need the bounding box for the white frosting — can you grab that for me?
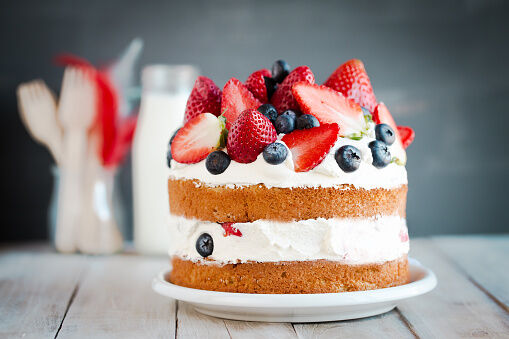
[168,215,409,265]
[169,122,407,189]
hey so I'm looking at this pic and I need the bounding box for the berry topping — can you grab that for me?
[281,123,340,172]
[196,233,214,257]
[397,126,415,149]
[271,60,291,83]
[368,140,391,168]
[292,82,365,136]
[166,148,172,168]
[275,114,295,134]
[226,109,277,163]
[375,123,396,145]
[324,59,377,112]
[221,78,261,129]
[169,128,181,147]
[296,114,320,130]
[184,76,222,123]
[171,113,225,164]
[373,102,412,158]
[257,103,278,124]
[246,69,272,103]
[281,109,297,119]
[271,66,315,112]
[205,150,231,175]
[264,77,278,100]
[263,142,288,165]
[220,223,242,237]
[335,145,362,173]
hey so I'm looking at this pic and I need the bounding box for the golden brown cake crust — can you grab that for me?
[169,256,409,294]
[168,178,407,222]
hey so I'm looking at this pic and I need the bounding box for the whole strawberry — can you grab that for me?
[246,69,272,103]
[226,109,277,163]
[270,65,315,112]
[324,59,377,112]
[184,76,222,123]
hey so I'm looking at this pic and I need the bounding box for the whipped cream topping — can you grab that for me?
[169,121,407,189]
[168,215,409,265]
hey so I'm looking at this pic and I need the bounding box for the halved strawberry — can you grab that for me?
[281,123,339,172]
[397,126,415,149]
[171,113,225,163]
[270,65,315,112]
[184,76,222,123]
[226,109,277,163]
[246,69,271,103]
[324,59,377,112]
[221,78,261,129]
[293,82,365,136]
[220,223,242,237]
[373,103,408,162]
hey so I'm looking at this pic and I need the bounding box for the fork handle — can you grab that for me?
[55,129,87,253]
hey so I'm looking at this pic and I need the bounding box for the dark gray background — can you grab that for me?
[2,0,508,241]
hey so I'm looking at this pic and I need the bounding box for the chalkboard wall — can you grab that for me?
[2,0,508,241]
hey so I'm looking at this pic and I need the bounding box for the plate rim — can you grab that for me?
[152,257,437,308]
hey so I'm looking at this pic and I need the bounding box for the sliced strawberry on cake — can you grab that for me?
[324,59,377,112]
[373,102,412,163]
[270,65,315,112]
[171,113,226,163]
[226,109,277,163]
[221,78,261,129]
[245,69,272,103]
[292,82,365,137]
[184,76,222,123]
[281,123,340,172]
[397,126,415,149]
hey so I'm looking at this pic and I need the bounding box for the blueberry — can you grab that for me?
[166,149,172,168]
[281,110,297,120]
[296,114,320,129]
[264,76,277,100]
[369,140,391,168]
[335,145,362,172]
[275,114,295,134]
[272,60,290,83]
[205,151,231,175]
[257,104,278,123]
[196,233,214,257]
[375,123,395,145]
[263,142,288,165]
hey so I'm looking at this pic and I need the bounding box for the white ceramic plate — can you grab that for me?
[152,257,436,322]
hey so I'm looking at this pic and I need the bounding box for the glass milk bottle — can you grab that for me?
[133,65,198,254]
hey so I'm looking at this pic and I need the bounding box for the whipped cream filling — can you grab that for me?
[169,122,407,189]
[168,215,409,265]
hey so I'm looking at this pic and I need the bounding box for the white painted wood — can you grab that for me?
[397,238,509,338]
[433,235,509,309]
[176,301,231,338]
[0,251,86,339]
[224,319,297,338]
[57,255,175,338]
[293,310,416,339]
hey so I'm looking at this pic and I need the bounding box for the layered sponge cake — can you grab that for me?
[166,59,415,294]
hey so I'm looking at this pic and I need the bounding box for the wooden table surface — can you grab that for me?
[1,236,508,338]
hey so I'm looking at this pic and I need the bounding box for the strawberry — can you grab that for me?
[270,65,315,112]
[221,78,261,129]
[226,109,277,163]
[246,69,271,103]
[184,76,222,123]
[397,126,415,149]
[281,123,340,172]
[171,113,226,163]
[324,59,377,112]
[292,82,365,136]
[220,223,242,237]
[373,103,409,162]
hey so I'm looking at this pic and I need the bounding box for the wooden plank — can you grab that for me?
[293,309,416,339]
[397,238,509,338]
[433,235,509,310]
[57,255,175,338]
[176,301,298,339]
[0,251,86,339]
